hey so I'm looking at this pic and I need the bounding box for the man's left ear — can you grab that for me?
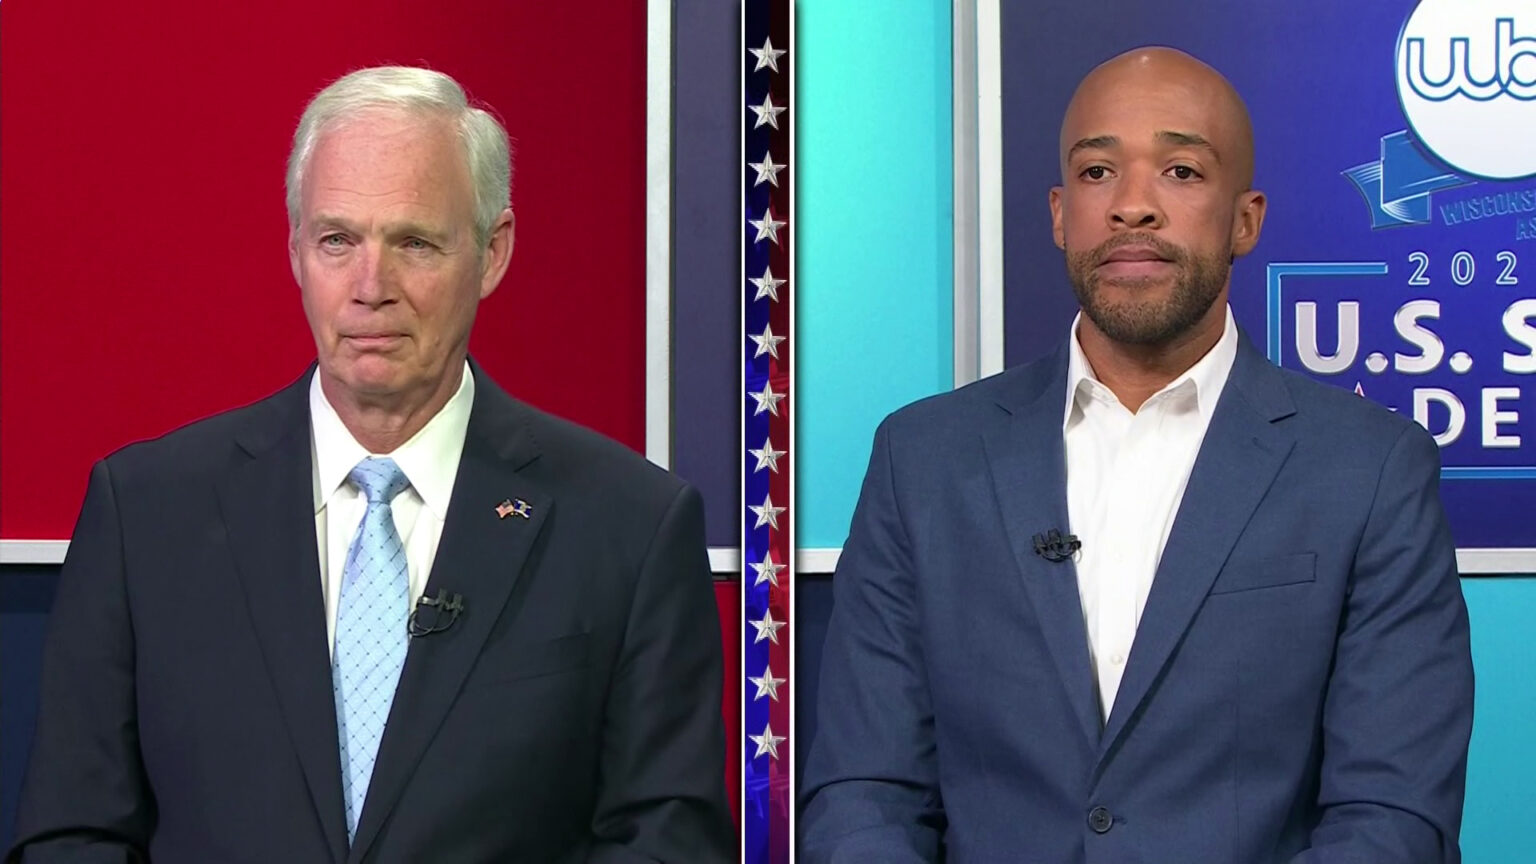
[1231,189,1267,258]
[288,231,302,285]
[480,209,515,300]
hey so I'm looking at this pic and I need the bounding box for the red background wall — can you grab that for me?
[0,0,740,824]
[1,0,647,538]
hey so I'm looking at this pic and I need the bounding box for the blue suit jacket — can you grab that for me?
[802,336,1473,863]
[12,363,733,863]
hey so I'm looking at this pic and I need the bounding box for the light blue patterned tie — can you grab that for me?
[332,457,411,841]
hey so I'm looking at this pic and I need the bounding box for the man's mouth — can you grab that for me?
[343,332,406,349]
[1096,243,1175,279]
[1102,246,1168,264]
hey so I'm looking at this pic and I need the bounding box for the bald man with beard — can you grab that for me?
[801,48,1473,863]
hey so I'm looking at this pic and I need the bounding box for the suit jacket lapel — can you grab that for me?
[981,345,1102,749]
[349,365,551,862]
[217,367,350,863]
[1097,339,1298,763]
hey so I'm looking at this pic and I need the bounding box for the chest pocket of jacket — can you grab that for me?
[1208,552,1316,595]
[467,631,592,687]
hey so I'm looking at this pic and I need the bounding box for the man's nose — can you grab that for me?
[1108,172,1164,230]
[352,243,397,307]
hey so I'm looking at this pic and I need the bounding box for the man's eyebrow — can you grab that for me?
[1158,130,1222,162]
[304,215,451,242]
[385,223,460,248]
[1067,135,1118,160]
[306,214,354,233]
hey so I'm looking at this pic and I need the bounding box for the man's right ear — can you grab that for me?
[1049,186,1066,250]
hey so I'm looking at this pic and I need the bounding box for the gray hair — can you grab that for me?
[285,66,512,246]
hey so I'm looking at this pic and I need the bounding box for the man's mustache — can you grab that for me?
[1089,233,1185,265]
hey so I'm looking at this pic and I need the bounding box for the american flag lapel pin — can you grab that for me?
[495,498,532,519]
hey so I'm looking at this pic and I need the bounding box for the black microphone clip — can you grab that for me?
[408,588,465,638]
[1032,528,1082,563]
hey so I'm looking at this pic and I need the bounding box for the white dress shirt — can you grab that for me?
[310,362,474,656]
[1063,307,1237,723]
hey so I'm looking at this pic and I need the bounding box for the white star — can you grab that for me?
[749,265,786,301]
[749,380,785,416]
[748,437,785,473]
[750,609,784,645]
[750,323,786,360]
[748,152,786,188]
[749,36,787,73]
[749,550,786,588]
[748,206,785,245]
[748,493,784,530]
[749,665,786,701]
[750,721,786,759]
[749,93,786,130]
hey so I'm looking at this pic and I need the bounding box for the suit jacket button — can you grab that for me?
[1087,806,1113,834]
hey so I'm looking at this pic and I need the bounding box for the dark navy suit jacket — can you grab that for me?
[12,363,734,863]
[802,336,1473,863]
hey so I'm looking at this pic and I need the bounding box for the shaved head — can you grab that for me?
[1062,47,1255,190]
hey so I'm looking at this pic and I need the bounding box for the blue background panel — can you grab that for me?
[673,0,742,547]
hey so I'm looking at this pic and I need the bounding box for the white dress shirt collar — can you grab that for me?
[310,360,476,519]
[1063,304,1239,426]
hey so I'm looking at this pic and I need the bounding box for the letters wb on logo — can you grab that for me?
[1404,19,1536,101]
[1396,0,1536,180]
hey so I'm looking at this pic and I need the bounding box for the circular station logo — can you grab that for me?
[1396,0,1536,180]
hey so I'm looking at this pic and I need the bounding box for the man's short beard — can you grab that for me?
[1066,234,1230,346]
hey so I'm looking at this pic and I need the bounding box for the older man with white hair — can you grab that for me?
[12,66,733,864]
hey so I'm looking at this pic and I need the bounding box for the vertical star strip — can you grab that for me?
[743,4,792,859]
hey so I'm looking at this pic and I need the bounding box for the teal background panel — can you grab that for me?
[797,0,955,549]
[1460,576,1536,864]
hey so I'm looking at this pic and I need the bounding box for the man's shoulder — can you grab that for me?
[1254,359,1430,456]
[101,374,307,481]
[477,380,687,506]
[877,352,1059,440]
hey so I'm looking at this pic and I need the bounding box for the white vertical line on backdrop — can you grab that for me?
[644,0,674,467]
[786,4,798,852]
[952,0,980,389]
[976,0,1006,377]
[736,5,748,856]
